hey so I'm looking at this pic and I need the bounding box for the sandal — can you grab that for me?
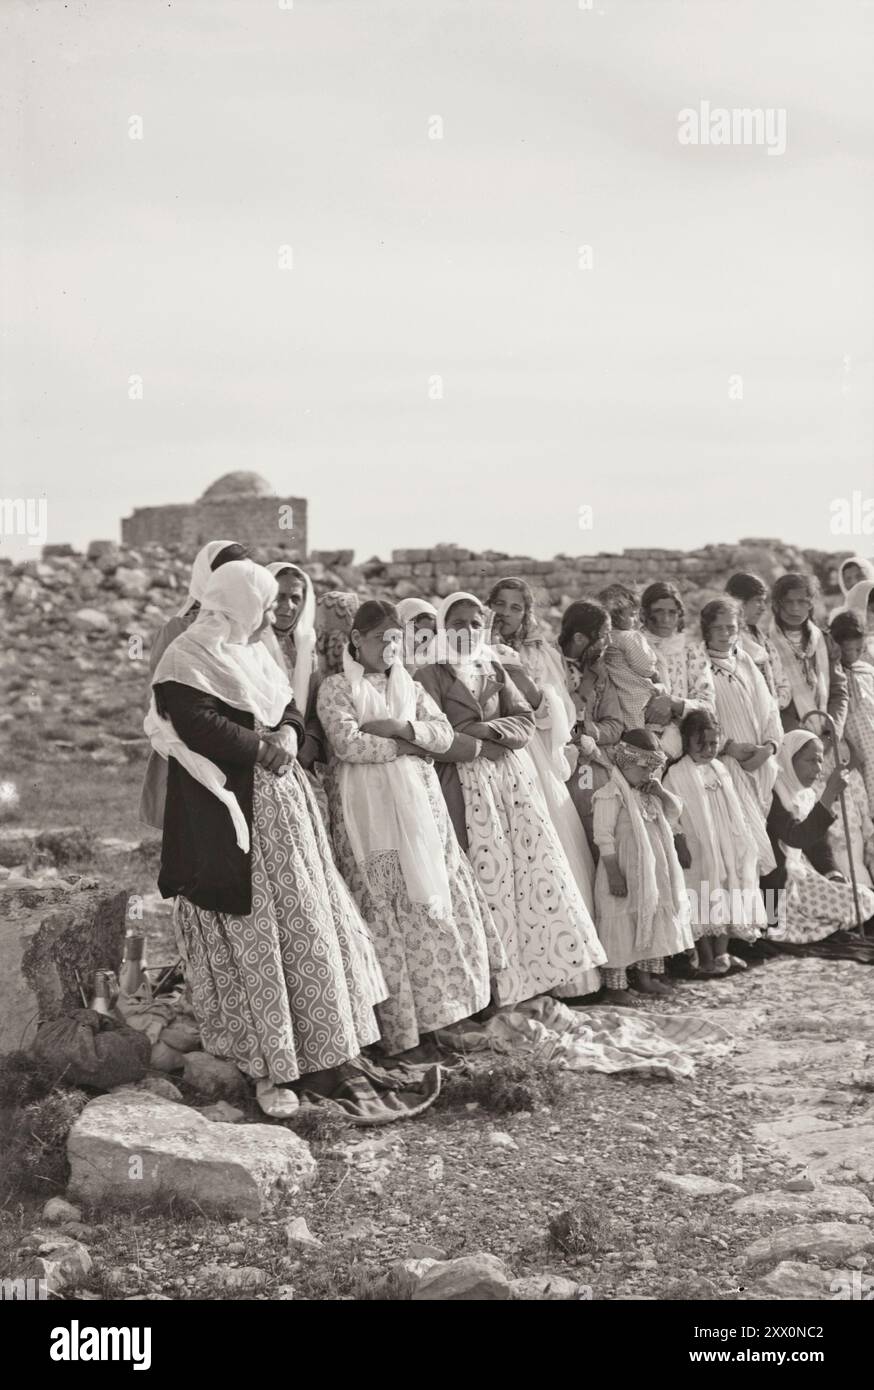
[728,955,749,971]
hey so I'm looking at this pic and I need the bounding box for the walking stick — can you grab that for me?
[801,709,866,938]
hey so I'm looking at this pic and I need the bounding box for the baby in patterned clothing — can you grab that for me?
[599,585,670,734]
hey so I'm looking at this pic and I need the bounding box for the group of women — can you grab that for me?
[143,542,874,1114]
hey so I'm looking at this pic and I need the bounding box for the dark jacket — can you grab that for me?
[155,680,305,914]
[414,660,535,851]
[760,792,837,909]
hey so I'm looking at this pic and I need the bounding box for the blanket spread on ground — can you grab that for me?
[436,996,734,1081]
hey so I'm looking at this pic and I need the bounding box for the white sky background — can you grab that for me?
[1,0,873,562]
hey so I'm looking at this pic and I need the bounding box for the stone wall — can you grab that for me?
[122,496,308,557]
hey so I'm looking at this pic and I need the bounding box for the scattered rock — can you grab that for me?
[67,1091,317,1217]
[655,1173,742,1198]
[756,1261,840,1299]
[732,1186,872,1219]
[408,1242,448,1261]
[18,1234,92,1293]
[198,1101,246,1124]
[510,1274,584,1300]
[286,1217,322,1251]
[42,1197,82,1225]
[411,1253,511,1301]
[114,1076,184,1103]
[744,1222,874,1267]
[183,1052,247,1100]
[489,1131,518,1151]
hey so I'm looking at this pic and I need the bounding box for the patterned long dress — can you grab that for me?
[441,665,606,1006]
[317,674,507,1054]
[845,661,874,813]
[505,639,600,996]
[174,758,386,1083]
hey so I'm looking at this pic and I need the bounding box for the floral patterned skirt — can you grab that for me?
[174,763,386,1083]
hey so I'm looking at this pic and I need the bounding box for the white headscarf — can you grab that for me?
[146,562,292,851]
[266,562,317,715]
[839,557,874,599]
[336,646,452,919]
[396,597,438,625]
[175,539,238,616]
[435,591,492,664]
[774,728,819,819]
[846,579,874,628]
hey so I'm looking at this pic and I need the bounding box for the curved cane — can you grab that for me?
[801,709,866,938]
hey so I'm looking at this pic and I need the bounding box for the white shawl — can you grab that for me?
[336,649,452,919]
[175,539,237,616]
[147,561,293,851]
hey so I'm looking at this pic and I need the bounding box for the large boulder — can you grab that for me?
[744,1222,874,1267]
[67,1091,317,1217]
[0,881,129,1052]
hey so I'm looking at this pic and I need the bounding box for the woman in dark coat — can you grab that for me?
[761,730,874,943]
[148,559,385,1117]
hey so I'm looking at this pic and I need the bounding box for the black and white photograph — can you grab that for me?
[1,0,873,1343]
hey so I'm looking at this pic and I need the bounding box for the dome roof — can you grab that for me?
[200,471,276,502]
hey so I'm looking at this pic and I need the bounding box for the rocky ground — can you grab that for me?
[2,949,872,1301]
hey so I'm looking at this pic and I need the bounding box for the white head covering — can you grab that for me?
[176,539,238,617]
[266,562,317,715]
[395,597,438,625]
[146,561,292,853]
[435,591,491,664]
[839,556,874,599]
[154,560,291,727]
[846,579,874,627]
[773,728,819,819]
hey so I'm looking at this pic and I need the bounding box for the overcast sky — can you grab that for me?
[2,0,873,563]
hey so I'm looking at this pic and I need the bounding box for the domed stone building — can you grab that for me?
[121,472,307,557]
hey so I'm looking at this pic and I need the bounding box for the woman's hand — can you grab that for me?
[723,739,757,763]
[460,721,492,741]
[360,718,411,740]
[645,694,674,724]
[480,740,509,761]
[738,744,772,773]
[821,766,849,807]
[257,740,291,775]
[576,734,597,758]
[394,739,431,760]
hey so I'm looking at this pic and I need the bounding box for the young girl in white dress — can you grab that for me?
[665,709,766,977]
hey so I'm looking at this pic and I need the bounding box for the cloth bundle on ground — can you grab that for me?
[435,996,733,1082]
[297,1053,442,1125]
[33,1009,152,1088]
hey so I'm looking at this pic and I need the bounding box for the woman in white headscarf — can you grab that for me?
[149,560,386,1116]
[760,730,874,943]
[265,561,323,769]
[416,592,606,1006]
[395,596,438,671]
[846,579,874,663]
[317,599,505,1055]
[139,540,249,828]
[838,556,874,601]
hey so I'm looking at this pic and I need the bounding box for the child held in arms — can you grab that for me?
[598,585,679,757]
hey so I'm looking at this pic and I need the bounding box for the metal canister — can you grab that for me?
[90,971,113,1015]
